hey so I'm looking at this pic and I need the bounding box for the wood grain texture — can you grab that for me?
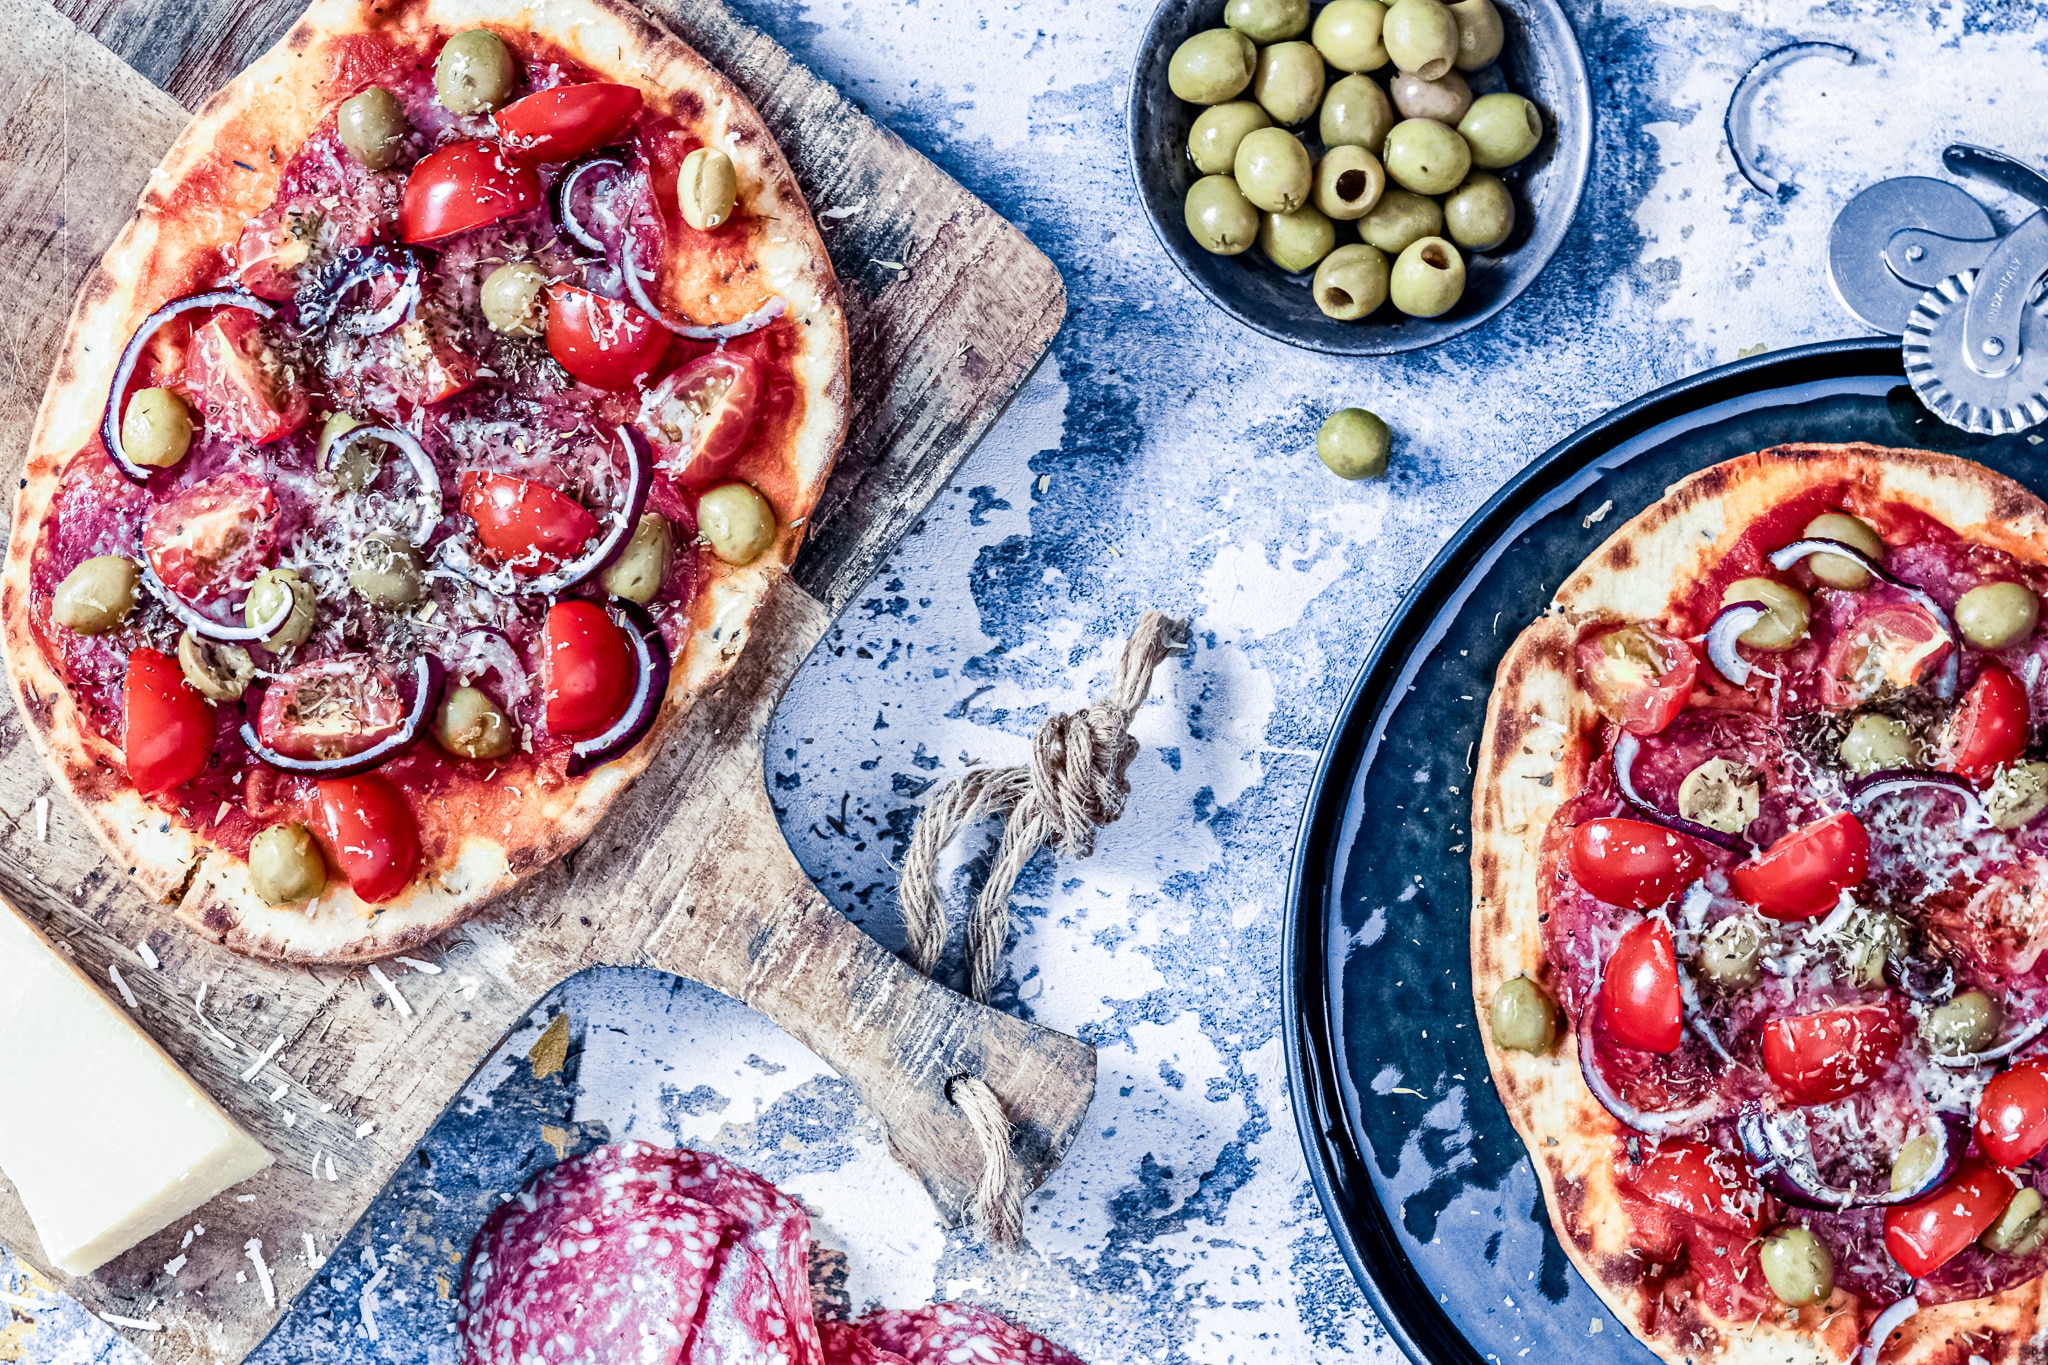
[0,0,1083,1359]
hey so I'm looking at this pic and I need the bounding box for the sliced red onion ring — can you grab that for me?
[238,656,444,777]
[1883,953,1956,1004]
[1768,538,1959,698]
[619,240,787,341]
[1706,600,1768,686]
[549,152,629,254]
[1861,1295,1918,1365]
[449,628,529,695]
[304,245,429,336]
[437,425,651,597]
[327,424,444,545]
[1610,732,1752,853]
[1737,1108,1964,1210]
[1577,961,1726,1135]
[1928,1011,2048,1069]
[139,561,294,643]
[1676,962,1734,1065]
[566,599,672,776]
[100,290,275,483]
[1849,768,1986,817]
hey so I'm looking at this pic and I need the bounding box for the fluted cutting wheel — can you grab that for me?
[1902,271,2048,435]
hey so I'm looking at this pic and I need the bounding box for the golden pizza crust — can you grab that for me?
[0,0,848,963]
[1471,444,2048,1365]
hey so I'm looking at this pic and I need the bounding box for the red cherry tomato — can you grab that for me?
[1728,812,1869,920]
[1819,603,1949,708]
[1576,623,1698,736]
[1977,1058,2048,1167]
[378,320,480,407]
[545,285,670,391]
[639,353,763,475]
[400,140,542,245]
[124,648,213,795]
[458,471,602,573]
[495,83,643,162]
[1944,665,2030,782]
[1761,1002,1902,1105]
[183,310,308,443]
[1884,1158,2018,1278]
[1613,1138,1765,1234]
[141,471,279,603]
[255,660,406,761]
[1599,918,1683,1053]
[316,774,420,904]
[544,601,631,737]
[1567,817,1705,910]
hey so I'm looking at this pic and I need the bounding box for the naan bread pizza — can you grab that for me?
[1472,445,2048,1365]
[2,0,846,962]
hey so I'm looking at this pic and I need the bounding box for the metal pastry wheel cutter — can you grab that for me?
[1829,144,2048,435]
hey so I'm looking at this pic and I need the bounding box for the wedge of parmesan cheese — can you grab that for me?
[0,897,272,1275]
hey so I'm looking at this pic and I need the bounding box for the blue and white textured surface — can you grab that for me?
[9,0,2048,1361]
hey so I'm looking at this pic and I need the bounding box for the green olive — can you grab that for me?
[1838,910,1906,988]
[434,685,516,760]
[1487,975,1557,1053]
[1389,235,1464,317]
[52,556,138,635]
[249,825,326,906]
[480,262,547,337]
[1311,0,1389,70]
[1721,576,1809,650]
[1258,205,1336,273]
[1168,28,1258,104]
[1442,170,1514,251]
[1840,713,1917,775]
[601,512,675,604]
[1382,0,1459,79]
[1759,1228,1833,1308]
[1314,147,1386,221]
[1458,91,1543,168]
[245,567,315,650]
[177,631,254,703]
[699,483,777,566]
[1320,74,1397,152]
[1312,245,1391,321]
[1317,407,1392,479]
[1357,187,1443,255]
[1800,513,1885,589]
[1184,175,1262,255]
[1984,1187,2046,1256]
[1891,1132,1941,1193]
[678,147,739,231]
[1224,0,1309,44]
[1448,0,1505,70]
[348,532,425,608]
[1677,759,1758,835]
[1956,582,2040,650]
[121,387,193,469]
[1988,760,2048,830]
[1251,41,1326,125]
[1233,126,1313,213]
[336,87,406,171]
[1382,117,1472,195]
[1923,990,2002,1056]
[1698,916,1763,988]
[435,29,516,115]
[1188,102,1272,175]
[1390,70,1472,123]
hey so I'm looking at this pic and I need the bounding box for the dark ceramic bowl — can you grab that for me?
[1126,0,1593,354]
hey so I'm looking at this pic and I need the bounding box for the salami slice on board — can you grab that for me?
[817,1319,910,1365]
[858,1304,1085,1365]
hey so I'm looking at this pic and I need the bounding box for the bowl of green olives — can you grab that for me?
[1128,0,1590,353]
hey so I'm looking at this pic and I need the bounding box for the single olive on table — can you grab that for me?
[1316,406,1392,479]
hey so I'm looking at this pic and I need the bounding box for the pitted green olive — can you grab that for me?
[1234,126,1313,213]
[1677,759,1759,835]
[1443,171,1514,251]
[1389,235,1464,317]
[481,262,547,337]
[1168,28,1258,104]
[1988,760,2048,830]
[1382,0,1459,79]
[245,567,315,649]
[1390,70,1472,124]
[1251,41,1325,125]
[249,824,327,906]
[699,483,777,565]
[1311,0,1390,71]
[1185,175,1261,255]
[1924,990,2002,1056]
[1357,187,1443,255]
[52,556,139,635]
[1317,407,1391,479]
[601,512,676,604]
[1320,74,1397,152]
[349,532,425,608]
[434,685,516,760]
[177,631,254,702]
[1224,0,1309,42]
[1759,1227,1833,1308]
[1840,713,1917,775]
[1458,92,1543,168]
[435,29,516,114]
[679,147,739,230]
[1891,1133,1943,1194]
[1837,910,1906,988]
[1259,205,1336,273]
[337,87,406,170]
[1487,975,1557,1053]
[1722,576,1809,650]
[318,411,390,492]
[1956,582,2040,650]
[1984,1187,2047,1256]
[1188,102,1272,175]
[1699,916,1763,988]
[1801,512,1885,589]
[1383,117,1472,195]
[122,387,193,469]
[1314,147,1385,221]
[1448,0,1504,69]
[1313,244,1391,321]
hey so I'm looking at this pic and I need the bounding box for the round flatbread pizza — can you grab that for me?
[1472,444,2048,1365]
[1,0,847,963]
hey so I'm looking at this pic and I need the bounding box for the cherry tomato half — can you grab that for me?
[1884,1158,2018,1278]
[1728,812,1869,921]
[1977,1058,2048,1167]
[1944,664,2030,782]
[1567,817,1705,910]
[400,140,543,245]
[124,648,213,795]
[141,471,279,603]
[1819,603,1949,708]
[459,471,602,573]
[545,285,670,391]
[1612,1138,1765,1234]
[639,353,762,475]
[544,601,631,737]
[1599,918,1683,1054]
[495,83,643,162]
[1577,623,1698,736]
[1761,1002,1901,1105]
[316,774,420,904]
[183,310,308,444]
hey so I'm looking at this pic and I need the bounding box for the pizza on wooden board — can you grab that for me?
[1471,444,2048,1365]
[1,0,848,963]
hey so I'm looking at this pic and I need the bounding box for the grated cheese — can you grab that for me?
[239,1035,285,1082]
[366,964,412,1019]
[268,1084,287,1103]
[192,984,237,1050]
[107,964,137,1009]
[304,1232,319,1269]
[359,1247,387,1342]
[325,1153,338,1182]
[355,1120,376,1139]
[395,956,441,975]
[134,943,158,971]
[32,797,46,841]
[99,1313,162,1332]
[245,1238,276,1308]
[163,1254,187,1277]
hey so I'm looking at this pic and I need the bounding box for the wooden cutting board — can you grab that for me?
[0,0,1090,1359]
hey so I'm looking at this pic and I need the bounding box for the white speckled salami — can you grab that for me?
[857,1305,1084,1365]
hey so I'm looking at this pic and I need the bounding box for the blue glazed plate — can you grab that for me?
[1283,339,2048,1365]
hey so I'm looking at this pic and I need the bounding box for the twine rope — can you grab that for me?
[948,1075,1024,1247]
